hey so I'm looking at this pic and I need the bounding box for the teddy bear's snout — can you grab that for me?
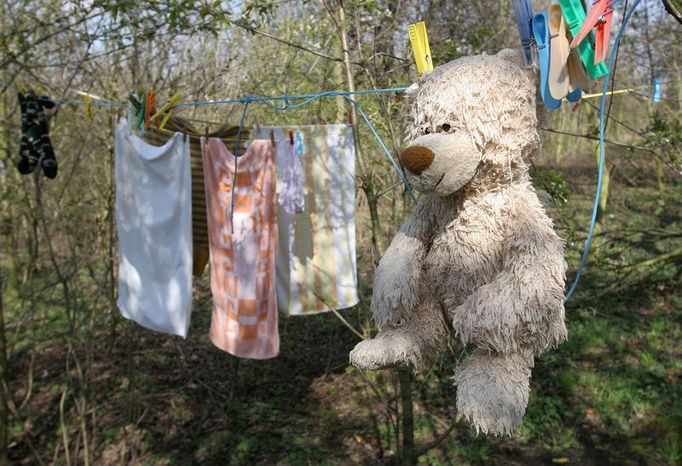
[401,145,434,174]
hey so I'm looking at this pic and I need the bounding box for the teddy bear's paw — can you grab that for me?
[349,332,423,371]
[452,350,533,435]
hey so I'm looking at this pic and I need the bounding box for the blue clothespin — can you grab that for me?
[294,131,305,156]
[512,0,535,66]
[652,78,661,103]
[533,13,562,110]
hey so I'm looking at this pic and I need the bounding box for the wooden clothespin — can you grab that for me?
[15,78,27,94]
[288,130,295,145]
[408,21,433,76]
[143,90,157,129]
[84,95,94,121]
[269,129,276,149]
[347,110,354,127]
[568,0,614,64]
[148,93,182,130]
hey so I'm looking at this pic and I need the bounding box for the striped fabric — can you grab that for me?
[143,116,250,276]
[256,125,359,316]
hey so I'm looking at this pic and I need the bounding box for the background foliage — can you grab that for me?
[0,0,680,464]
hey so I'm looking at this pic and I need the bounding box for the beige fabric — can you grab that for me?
[256,126,359,316]
[548,4,571,100]
[350,49,567,436]
[202,138,279,359]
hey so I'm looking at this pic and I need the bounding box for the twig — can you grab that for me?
[233,21,363,66]
[59,387,72,466]
[540,127,657,153]
[312,292,366,340]
[625,245,682,269]
[414,422,458,457]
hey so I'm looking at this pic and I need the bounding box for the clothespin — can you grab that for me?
[288,130,294,145]
[136,96,146,131]
[294,131,305,156]
[84,95,94,121]
[269,129,276,148]
[652,78,661,103]
[568,0,615,64]
[148,93,181,129]
[559,0,609,79]
[347,110,354,127]
[512,0,535,66]
[408,22,433,76]
[15,78,27,94]
[128,93,141,111]
[143,90,157,129]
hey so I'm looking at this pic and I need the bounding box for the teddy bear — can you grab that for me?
[349,49,568,435]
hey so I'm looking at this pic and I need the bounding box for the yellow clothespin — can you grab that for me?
[408,21,433,76]
[84,95,94,121]
[149,93,182,129]
[15,78,27,93]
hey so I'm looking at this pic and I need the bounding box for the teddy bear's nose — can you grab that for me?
[401,145,434,174]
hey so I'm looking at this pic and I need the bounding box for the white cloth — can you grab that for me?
[256,125,359,316]
[115,120,193,337]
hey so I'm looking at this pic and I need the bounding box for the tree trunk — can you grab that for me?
[337,2,384,259]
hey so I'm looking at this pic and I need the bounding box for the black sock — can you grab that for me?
[38,133,57,179]
[16,92,58,178]
[15,93,39,174]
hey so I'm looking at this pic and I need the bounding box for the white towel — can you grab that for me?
[257,125,359,316]
[115,120,193,337]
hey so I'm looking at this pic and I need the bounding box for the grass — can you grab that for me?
[4,149,681,465]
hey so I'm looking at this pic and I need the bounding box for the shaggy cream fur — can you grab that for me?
[349,49,568,435]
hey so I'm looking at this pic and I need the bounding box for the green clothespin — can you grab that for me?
[136,95,146,131]
[559,0,609,79]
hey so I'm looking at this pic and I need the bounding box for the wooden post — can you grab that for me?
[398,368,415,465]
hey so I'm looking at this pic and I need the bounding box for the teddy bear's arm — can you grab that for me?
[452,193,568,355]
[371,196,437,328]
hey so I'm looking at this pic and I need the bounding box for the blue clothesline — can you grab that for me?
[65,86,417,202]
[60,87,410,108]
[563,0,641,303]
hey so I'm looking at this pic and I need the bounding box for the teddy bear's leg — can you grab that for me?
[453,348,534,435]
[350,292,448,371]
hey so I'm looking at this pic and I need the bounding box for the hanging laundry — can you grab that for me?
[115,120,193,337]
[16,91,58,178]
[202,137,279,359]
[278,131,306,215]
[257,125,359,316]
[143,117,250,276]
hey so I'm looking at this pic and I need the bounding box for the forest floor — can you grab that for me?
[6,148,681,465]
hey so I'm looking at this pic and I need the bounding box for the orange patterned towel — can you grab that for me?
[201,138,279,359]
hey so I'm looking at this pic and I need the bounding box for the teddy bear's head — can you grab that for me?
[400,49,541,196]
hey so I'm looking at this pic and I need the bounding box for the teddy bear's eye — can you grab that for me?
[440,123,452,133]
[424,127,431,135]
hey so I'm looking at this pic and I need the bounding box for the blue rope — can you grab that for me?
[563,0,641,304]
[246,90,415,202]
[343,96,416,203]
[60,87,414,200]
